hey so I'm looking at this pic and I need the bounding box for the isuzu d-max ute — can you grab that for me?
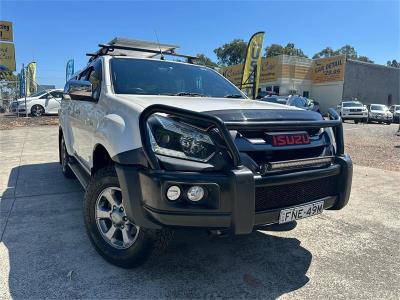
[59,39,352,268]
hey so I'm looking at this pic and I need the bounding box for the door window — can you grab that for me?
[50,91,64,98]
[87,60,102,100]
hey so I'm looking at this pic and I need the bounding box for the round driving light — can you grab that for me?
[187,186,205,202]
[166,185,181,201]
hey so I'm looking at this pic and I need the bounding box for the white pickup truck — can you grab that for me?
[59,39,352,268]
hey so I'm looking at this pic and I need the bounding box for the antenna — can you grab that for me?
[154,30,165,60]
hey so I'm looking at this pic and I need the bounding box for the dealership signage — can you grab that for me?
[312,55,346,83]
[0,21,13,42]
[0,20,15,72]
[0,42,16,72]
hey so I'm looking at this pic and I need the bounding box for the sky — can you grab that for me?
[1,0,399,88]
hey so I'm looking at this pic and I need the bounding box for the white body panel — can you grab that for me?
[59,56,302,171]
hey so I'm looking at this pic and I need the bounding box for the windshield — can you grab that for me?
[371,105,387,111]
[27,90,47,98]
[110,58,244,98]
[342,101,363,107]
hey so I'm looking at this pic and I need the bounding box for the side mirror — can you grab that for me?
[65,80,94,101]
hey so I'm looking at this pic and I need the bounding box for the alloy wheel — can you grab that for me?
[95,187,140,249]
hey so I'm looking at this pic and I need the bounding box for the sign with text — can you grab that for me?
[0,21,13,42]
[312,55,345,83]
[0,42,16,71]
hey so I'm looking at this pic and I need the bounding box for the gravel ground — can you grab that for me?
[0,113,59,130]
[343,122,400,172]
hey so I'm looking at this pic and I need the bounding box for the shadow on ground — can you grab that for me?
[1,162,312,299]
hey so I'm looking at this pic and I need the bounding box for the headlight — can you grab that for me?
[147,115,217,162]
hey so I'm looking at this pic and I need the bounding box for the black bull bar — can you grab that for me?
[139,104,344,170]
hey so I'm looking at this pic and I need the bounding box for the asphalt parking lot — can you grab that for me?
[1,125,399,299]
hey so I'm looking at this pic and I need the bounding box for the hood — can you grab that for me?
[116,94,296,111]
[116,94,322,121]
[16,97,36,103]
[371,109,391,114]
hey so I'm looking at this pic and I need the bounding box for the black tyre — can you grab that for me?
[83,166,172,268]
[60,135,74,178]
[30,104,45,117]
[354,120,359,124]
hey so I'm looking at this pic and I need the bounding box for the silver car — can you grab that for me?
[367,104,393,124]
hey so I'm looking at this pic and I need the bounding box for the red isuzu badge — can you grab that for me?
[269,132,310,146]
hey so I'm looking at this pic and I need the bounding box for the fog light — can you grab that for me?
[166,185,181,201]
[187,186,205,202]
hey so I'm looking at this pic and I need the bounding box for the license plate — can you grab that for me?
[279,201,324,224]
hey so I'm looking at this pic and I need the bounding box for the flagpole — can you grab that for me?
[23,63,28,117]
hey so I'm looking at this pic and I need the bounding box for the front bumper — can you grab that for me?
[115,154,352,234]
[342,112,368,119]
[369,114,393,122]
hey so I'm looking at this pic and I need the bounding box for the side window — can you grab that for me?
[39,93,49,99]
[51,91,63,99]
[88,60,102,100]
[79,69,89,81]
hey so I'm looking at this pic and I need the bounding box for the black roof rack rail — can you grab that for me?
[86,40,198,64]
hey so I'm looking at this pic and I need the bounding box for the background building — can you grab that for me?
[221,55,400,113]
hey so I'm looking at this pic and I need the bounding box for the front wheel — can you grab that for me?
[83,166,172,268]
[60,135,74,178]
[30,104,45,117]
[354,120,359,124]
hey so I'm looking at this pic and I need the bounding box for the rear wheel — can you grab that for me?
[83,166,173,268]
[354,120,359,124]
[30,104,45,117]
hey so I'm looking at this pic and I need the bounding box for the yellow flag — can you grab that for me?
[26,62,37,96]
[241,32,265,99]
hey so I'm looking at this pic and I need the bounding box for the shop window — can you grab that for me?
[266,86,272,92]
[303,91,309,98]
[273,86,280,95]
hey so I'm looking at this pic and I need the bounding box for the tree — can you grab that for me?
[387,59,400,68]
[312,45,373,63]
[357,56,374,63]
[336,45,357,59]
[195,53,218,68]
[265,43,307,58]
[312,47,335,59]
[265,44,284,57]
[214,39,247,66]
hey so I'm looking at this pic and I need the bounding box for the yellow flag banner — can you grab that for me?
[26,62,37,96]
[241,31,265,99]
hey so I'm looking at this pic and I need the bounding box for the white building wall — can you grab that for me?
[311,81,343,113]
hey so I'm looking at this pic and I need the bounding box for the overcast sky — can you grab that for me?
[2,0,399,87]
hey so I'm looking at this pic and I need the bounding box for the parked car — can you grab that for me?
[287,96,321,113]
[389,105,400,123]
[59,39,352,268]
[9,89,64,116]
[337,100,368,123]
[259,95,288,105]
[366,104,393,124]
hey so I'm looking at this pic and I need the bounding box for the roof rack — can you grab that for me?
[86,37,198,63]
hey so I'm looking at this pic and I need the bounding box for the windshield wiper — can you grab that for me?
[224,94,243,98]
[173,92,205,97]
